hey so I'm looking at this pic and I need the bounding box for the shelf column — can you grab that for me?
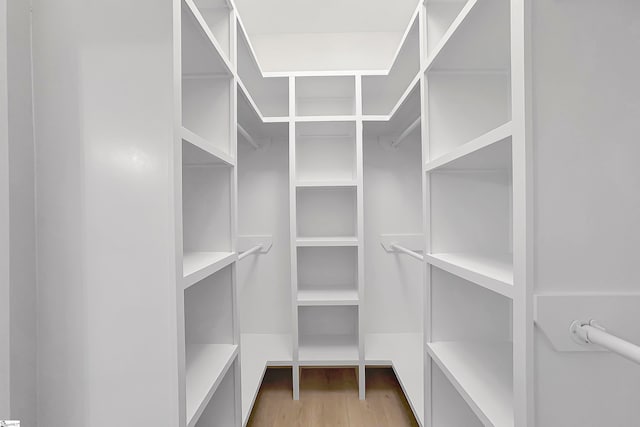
[288,76,300,400]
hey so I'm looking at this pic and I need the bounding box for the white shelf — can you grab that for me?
[425,0,479,71]
[182,127,235,167]
[425,252,513,298]
[296,236,359,247]
[425,122,512,172]
[295,180,357,188]
[183,251,236,289]
[427,341,513,427]
[297,289,359,306]
[182,0,233,77]
[294,115,357,122]
[298,334,359,365]
[240,334,292,425]
[186,344,239,427]
[365,333,424,426]
[237,78,289,124]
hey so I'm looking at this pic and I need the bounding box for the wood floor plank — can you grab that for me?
[247,367,418,427]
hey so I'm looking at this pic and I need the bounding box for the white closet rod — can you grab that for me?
[391,117,421,148]
[390,243,424,261]
[238,245,263,261]
[238,124,260,150]
[570,320,640,365]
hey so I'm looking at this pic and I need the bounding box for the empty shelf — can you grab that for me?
[296,180,357,188]
[240,334,292,425]
[365,333,424,426]
[425,252,513,298]
[186,344,238,427]
[296,237,359,247]
[297,289,359,306]
[298,335,359,365]
[182,127,235,167]
[183,251,236,289]
[427,341,513,427]
[425,122,512,172]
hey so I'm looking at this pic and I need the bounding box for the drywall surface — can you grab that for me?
[533,0,640,425]
[363,133,423,334]
[237,139,291,334]
[6,0,37,424]
[31,0,180,426]
[248,32,403,73]
[0,0,10,415]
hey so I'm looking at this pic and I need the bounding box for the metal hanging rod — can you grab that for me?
[238,245,263,261]
[570,320,640,365]
[238,124,260,150]
[391,117,421,148]
[390,243,424,261]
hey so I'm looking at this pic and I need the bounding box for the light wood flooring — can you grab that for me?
[247,367,419,427]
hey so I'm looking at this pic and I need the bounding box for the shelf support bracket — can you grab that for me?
[237,235,273,261]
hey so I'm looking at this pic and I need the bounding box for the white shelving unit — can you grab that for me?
[422,0,531,426]
[288,76,366,399]
[177,0,241,425]
[175,0,530,425]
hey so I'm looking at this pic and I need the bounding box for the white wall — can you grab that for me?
[364,133,423,334]
[533,0,640,425]
[0,0,10,416]
[6,0,36,425]
[32,0,180,426]
[237,139,291,334]
[249,32,403,73]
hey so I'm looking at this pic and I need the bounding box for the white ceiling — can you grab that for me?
[234,0,420,35]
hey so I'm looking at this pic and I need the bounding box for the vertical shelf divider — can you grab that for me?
[355,74,366,400]
[288,76,300,401]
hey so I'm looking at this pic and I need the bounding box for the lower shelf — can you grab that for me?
[297,289,359,306]
[426,341,513,427]
[240,334,292,426]
[186,343,239,427]
[366,333,424,427]
[298,334,359,365]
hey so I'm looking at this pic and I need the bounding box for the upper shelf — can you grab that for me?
[363,80,421,142]
[237,21,289,118]
[182,128,235,167]
[237,85,288,150]
[296,76,356,117]
[426,0,511,72]
[182,0,233,78]
[425,122,512,171]
[362,14,420,116]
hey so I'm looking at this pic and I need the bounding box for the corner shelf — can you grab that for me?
[298,334,359,365]
[297,289,359,306]
[240,334,293,425]
[427,341,513,427]
[295,180,357,189]
[182,0,233,77]
[186,344,239,427]
[425,252,513,298]
[182,127,235,167]
[296,237,359,247]
[295,76,356,117]
[183,251,236,289]
[425,122,512,172]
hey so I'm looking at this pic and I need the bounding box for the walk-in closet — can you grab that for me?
[2,0,640,426]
